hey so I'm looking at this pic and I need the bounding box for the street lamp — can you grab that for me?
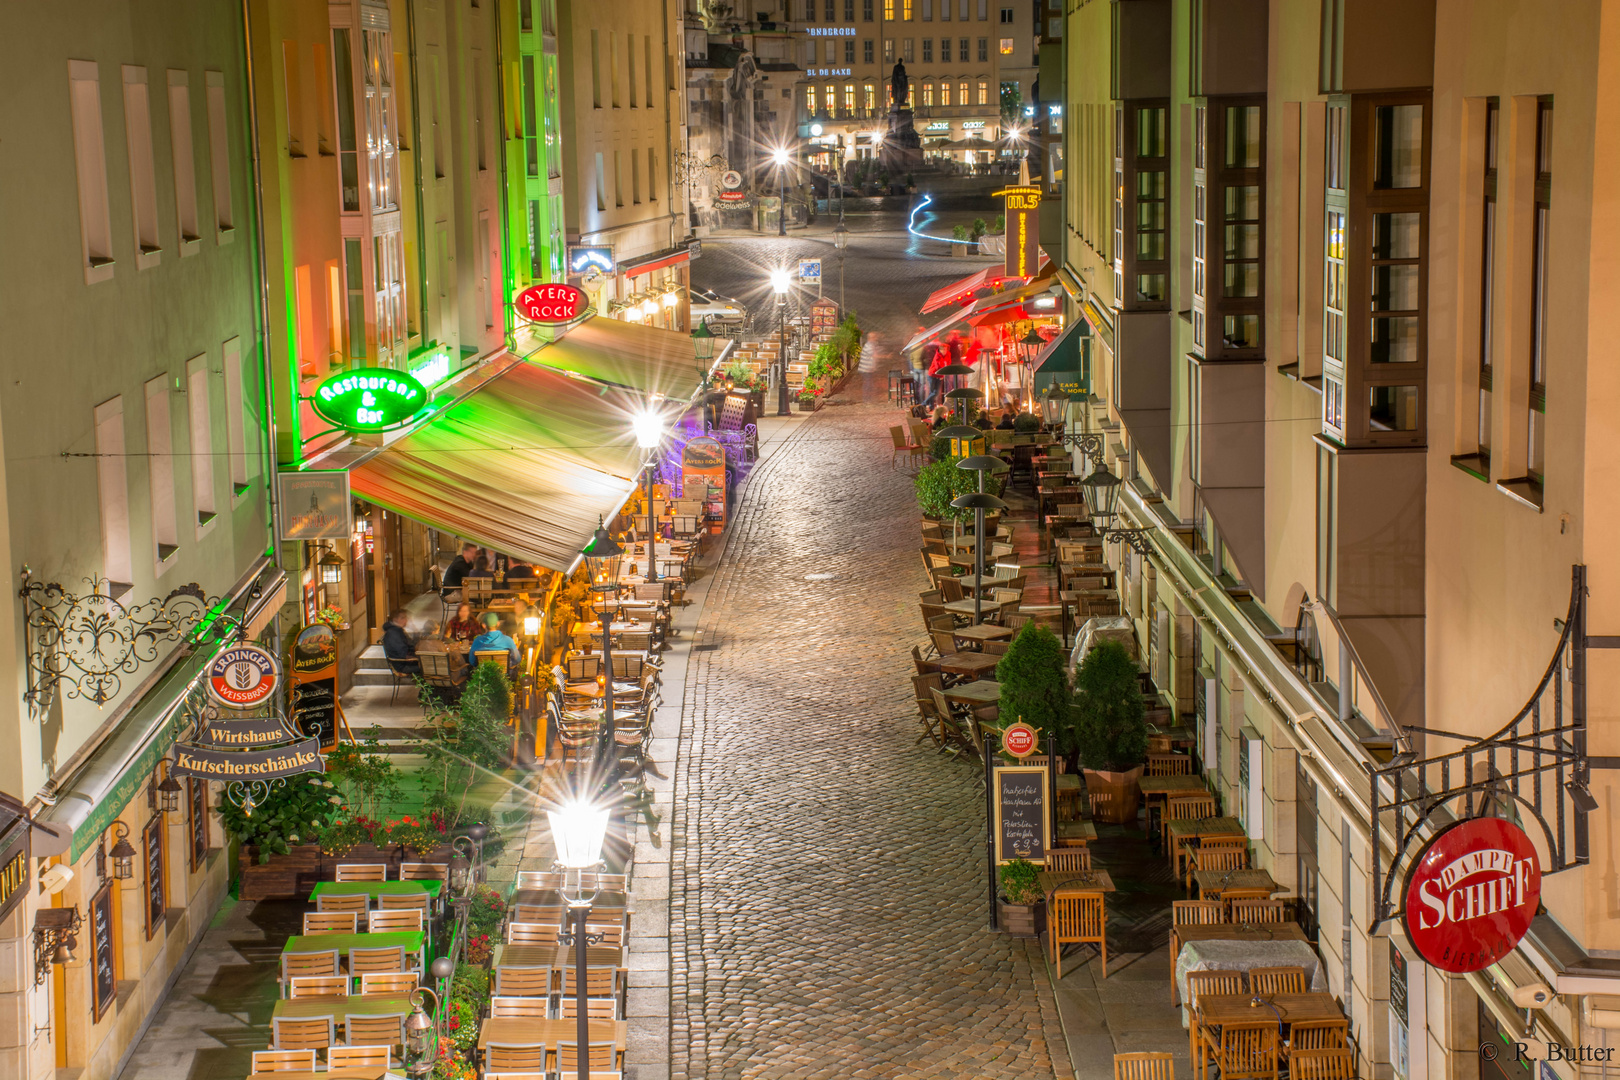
[427,955,455,1045]
[581,520,624,758]
[953,454,1010,624]
[404,987,440,1079]
[157,772,183,814]
[1077,459,1153,555]
[548,800,612,1080]
[832,220,849,315]
[771,146,792,236]
[692,317,716,361]
[633,408,666,582]
[772,269,792,416]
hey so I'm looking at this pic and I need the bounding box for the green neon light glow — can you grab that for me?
[410,350,451,388]
[312,370,428,432]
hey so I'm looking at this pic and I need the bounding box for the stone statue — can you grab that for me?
[890,60,909,108]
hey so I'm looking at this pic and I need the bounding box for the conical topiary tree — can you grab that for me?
[995,623,1072,752]
[1072,639,1147,772]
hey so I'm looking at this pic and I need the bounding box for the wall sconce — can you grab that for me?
[33,907,81,985]
[157,773,183,814]
[108,822,136,881]
[319,545,346,585]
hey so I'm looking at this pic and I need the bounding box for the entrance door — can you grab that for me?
[1478,999,1534,1080]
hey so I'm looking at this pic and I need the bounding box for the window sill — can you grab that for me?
[1496,476,1544,512]
[1449,452,1490,482]
[136,248,162,271]
[179,236,200,258]
[84,258,115,286]
[157,543,180,563]
[217,226,235,246]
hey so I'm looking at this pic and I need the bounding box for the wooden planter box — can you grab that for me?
[998,899,1046,938]
[1084,766,1144,825]
[797,398,821,412]
[240,843,324,900]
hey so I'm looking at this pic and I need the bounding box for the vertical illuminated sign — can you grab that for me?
[996,184,1042,279]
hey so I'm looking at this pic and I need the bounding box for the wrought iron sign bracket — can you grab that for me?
[33,906,81,985]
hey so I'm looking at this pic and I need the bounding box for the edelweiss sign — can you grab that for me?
[1403,817,1541,973]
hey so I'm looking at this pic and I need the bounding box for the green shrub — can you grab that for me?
[1013,412,1041,433]
[999,858,1042,904]
[218,775,343,864]
[1072,639,1148,771]
[994,214,1006,234]
[952,223,970,241]
[465,883,507,939]
[928,435,952,462]
[914,457,977,520]
[971,217,988,239]
[418,663,512,829]
[995,624,1072,751]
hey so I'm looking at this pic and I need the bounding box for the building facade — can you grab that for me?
[1060,0,1620,1077]
[0,3,277,1078]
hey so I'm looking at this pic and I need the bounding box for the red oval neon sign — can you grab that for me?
[515,283,590,324]
[1403,817,1541,973]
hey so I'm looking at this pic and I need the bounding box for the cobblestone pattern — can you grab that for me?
[668,369,1062,1078]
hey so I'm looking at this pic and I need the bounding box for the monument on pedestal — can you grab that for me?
[880,60,924,172]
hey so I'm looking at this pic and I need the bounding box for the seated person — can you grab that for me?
[415,622,446,653]
[995,408,1017,430]
[506,559,537,581]
[440,543,477,598]
[444,602,480,642]
[465,555,494,580]
[463,612,520,676]
[381,610,421,674]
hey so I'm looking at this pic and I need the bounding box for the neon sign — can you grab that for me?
[514,283,591,324]
[567,245,615,274]
[311,370,428,432]
[409,350,451,388]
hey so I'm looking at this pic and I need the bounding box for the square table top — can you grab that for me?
[272,992,414,1022]
[510,888,629,911]
[942,680,1001,705]
[282,931,425,957]
[936,652,1002,677]
[941,599,1000,620]
[476,1016,628,1051]
[1037,869,1116,896]
[1192,868,1283,897]
[957,572,1018,589]
[247,1070,388,1080]
[953,624,1015,644]
[1054,820,1098,842]
[495,944,625,970]
[1138,775,1210,796]
[1166,817,1245,842]
[1196,992,1342,1028]
[310,880,443,899]
[942,535,983,550]
[1175,923,1308,946]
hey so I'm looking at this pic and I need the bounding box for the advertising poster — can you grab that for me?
[681,436,727,534]
[289,623,342,750]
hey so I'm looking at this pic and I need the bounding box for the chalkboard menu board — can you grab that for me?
[291,623,340,750]
[188,778,207,872]
[993,765,1049,863]
[89,882,115,1021]
[143,816,164,940]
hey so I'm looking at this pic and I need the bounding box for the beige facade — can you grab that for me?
[1060,0,1620,1076]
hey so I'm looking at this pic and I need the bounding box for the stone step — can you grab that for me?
[356,644,391,671]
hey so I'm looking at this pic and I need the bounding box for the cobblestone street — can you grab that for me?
[672,235,1066,1079]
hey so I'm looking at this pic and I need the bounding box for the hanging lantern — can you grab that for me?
[108,823,136,881]
[318,545,346,584]
[157,773,183,814]
[1080,460,1124,521]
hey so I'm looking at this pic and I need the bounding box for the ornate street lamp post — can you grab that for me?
[548,801,612,1080]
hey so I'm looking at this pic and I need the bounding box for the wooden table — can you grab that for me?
[1192,868,1283,899]
[247,1070,387,1080]
[272,992,413,1025]
[1053,819,1097,846]
[282,931,425,964]
[1149,723,1198,748]
[1139,775,1209,797]
[935,652,1001,679]
[1196,992,1342,1028]
[1166,817,1244,845]
[1037,869,1116,899]
[941,680,1001,706]
[1175,923,1308,946]
[309,880,443,901]
[952,623,1015,647]
[941,599,1000,623]
[957,572,1018,593]
[943,535,984,551]
[476,1016,628,1054]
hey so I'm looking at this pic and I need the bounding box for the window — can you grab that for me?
[846,0,855,19]
[942,0,951,18]
[923,38,933,62]
[594,151,606,211]
[904,38,914,62]
[845,39,855,63]
[959,38,969,62]
[1324,211,1345,364]
[1315,443,1335,604]
[631,147,641,203]
[939,81,950,106]
[825,41,836,64]
[591,29,601,107]
[825,0,835,19]
[283,42,305,156]
[1528,98,1552,490]
[999,37,1013,54]
[644,37,653,106]
[903,0,913,18]
[521,56,539,177]
[844,84,855,114]
[205,71,233,235]
[223,337,252,495]
[1370,385,1419,431]
[94,398,133,590]
[648,146,657,200]
[823,84,835,115]
[959,0,969,17]
[331,32,359,209]
[977,37,987,61]
[166,72,200,254]
[610,31,619,108]
[884,0,893,18]
[864,0,873,20]
[627,34,636,107]
[978,0,987,18]
[122,67,161,269]
[805,84,816,115]
[864,83,875,111]
[923,0,932,18]
[1373,104,1423,189]
[977,79,987,104]
[884,38,895,62]
[613,149,623,206]
[186,354,215,530]
[145,376,179,564]
[1369,212,1419,362]
[68,60,114,284]
[958,79,969,105]
[343,238,365,358]
[999,5,1013,19]
[863,38,874,62]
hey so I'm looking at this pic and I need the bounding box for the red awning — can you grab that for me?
[918,254,1055,315]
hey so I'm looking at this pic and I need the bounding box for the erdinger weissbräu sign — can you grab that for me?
[1402,817,1541,973]
[169,644,324,785]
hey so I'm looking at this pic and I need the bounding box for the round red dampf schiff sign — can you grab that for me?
[1001,722,1039,758]
[206,644,283,710]
[514,283,589,324]
[1403,816,1542,973]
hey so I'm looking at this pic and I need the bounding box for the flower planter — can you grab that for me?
[797,399,821,412]
[998,898,1046,938]
[240,843,324,900]
[1084,766,1144,825]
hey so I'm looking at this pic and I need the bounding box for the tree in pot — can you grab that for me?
[914,457,977,521]
[995,623,1072,758]
[997,858,1045,937]
[1072,639,1149,825]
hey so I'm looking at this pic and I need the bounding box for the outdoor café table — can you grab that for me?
[1139,775,1208,799]
[943,535,983,550]
[494,944,626,983]
[476,1017,628,1065]
[310,880,443,902]
[1166,816,1244,870]
[935,652,1001,680]
[957,573,1018,597]
[1175,923,1308,948]
[1193,992,1340,1030]
[942,679,1002,707]
[247,1069,387,1080]
[1054,819,1098,846]
[272,992,414,1030]
[510,888,629,912]
[1192,867,1284,900]
[1036,868,1116,901]
[282,930,426,970]
[1148,723,1198,748]
[941,599,999,623]
[952,623,1015,647]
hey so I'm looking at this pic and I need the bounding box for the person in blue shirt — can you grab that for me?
[463,612,519,677]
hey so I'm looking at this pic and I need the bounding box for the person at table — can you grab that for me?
[465,555,494,581]
[995,407,1017,430]
[440,543,477,599]
[506,559,537,582]
[445,602,479,642]
[381,610,421,675]
[463,612,519,676]
[415,622,446,653]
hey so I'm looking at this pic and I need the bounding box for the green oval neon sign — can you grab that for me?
[311,370,428,432]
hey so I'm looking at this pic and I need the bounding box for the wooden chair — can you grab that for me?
[419,650,463,694]
[251,1049,317,1074]
[515,870,564,889]
[1160,795,1208,855]
[288,975,348,999]
[399,863,446,884]
[1191,847,1247,889]
[1227,898,1288,924]
[367,908,423,934]
[1049,890,1108,979]
[557,995,621,1020]
[316,891,370,914]
[557,1042,618,1075]
[493,965,552,996]
[512,903,565,925]
[344,1012,406,1052]
[1168,901,1226,1004]
[585,921,625,948]
[484,1043,547,1073]
[491,995,549,1018]
[1045,848,1092,872]
[1206,1021,1280,1080]
[335,863,387,882]
[329,1046,393,1071]
[1146,752,1193,777]
[1221,888,1275,903]
[359,971,419,994]
[1248,966,1307,996]
[302,911,357,935]
[379,891,430,912]
[271,1015,334,1051]
[507,921,559,946]
[1113,1052,1175,1080]
[1185,970,1244,1077]
[1289,1049,1355,1080]
[349,945,409,980]
[279,949,340,996]
[558,965,619,999]
[938,577,965,603]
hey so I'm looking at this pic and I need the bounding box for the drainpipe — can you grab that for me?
[240,0,282,556]
[406,0,430,345]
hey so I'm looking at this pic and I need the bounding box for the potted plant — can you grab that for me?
[1013,412,1042,435]
[995,624,1071,759]
[224,775,344,899]
[913,457,977,520]
[971,217,988,254]
[1073,639,1149,824]
[797,384,823,411]
[951,223,970,255]
[998,858,1045,937]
